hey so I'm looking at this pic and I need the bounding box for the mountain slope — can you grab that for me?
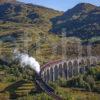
[0,2,62,23]
[50,3,100,40]
[0,2,100,64]
[0,2,62,64]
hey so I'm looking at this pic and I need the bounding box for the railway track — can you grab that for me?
[35,73,64,100]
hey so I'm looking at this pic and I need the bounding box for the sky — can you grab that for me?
[18,0,100,11]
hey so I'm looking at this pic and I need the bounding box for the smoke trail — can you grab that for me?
[14,49,40,74]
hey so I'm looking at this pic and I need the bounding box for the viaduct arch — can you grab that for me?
[41,56,100,83]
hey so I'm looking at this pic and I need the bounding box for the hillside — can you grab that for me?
[51,3,100,40]
[0,2,100,64]
[0,2,63,64]
[0,2,62,23]
[0,2,100,63]
[0,0,16,3]
[0,2,62,28]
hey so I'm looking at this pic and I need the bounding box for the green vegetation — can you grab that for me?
[0,66,100,100]
[0,2,100,100]
[51,3,100,41]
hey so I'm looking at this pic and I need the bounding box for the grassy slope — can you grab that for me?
[0,3,62,64]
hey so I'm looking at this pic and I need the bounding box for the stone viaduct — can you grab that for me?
[40,56,100,83]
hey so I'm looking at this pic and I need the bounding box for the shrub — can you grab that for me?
[57,77,67,87]
[85,75,95,90]
[87,67,100,81]
[49,81,58,90]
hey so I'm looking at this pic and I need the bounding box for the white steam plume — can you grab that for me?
[14,49,40,74]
